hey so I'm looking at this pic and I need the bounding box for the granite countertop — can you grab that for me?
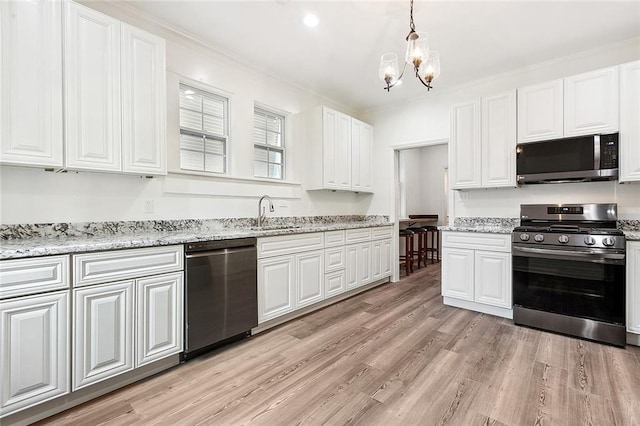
[438,217,518,235]
[0,217,392,260]
[625,231,640,241]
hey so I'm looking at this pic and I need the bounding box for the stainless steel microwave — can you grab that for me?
[516,133,618,184]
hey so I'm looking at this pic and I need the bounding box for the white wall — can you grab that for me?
[398,145,448,224]
[363,38,640,221]
[0,2,373,224]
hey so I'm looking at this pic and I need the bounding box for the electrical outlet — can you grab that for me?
[144,199,154,213]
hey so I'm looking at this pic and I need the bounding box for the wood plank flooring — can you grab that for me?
[39,265,640,425]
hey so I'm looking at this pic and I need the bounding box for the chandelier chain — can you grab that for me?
[409,0,416,33]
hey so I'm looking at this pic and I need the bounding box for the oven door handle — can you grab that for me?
[512,246,626,264]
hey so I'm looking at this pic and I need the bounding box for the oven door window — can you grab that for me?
[513,255,625,325]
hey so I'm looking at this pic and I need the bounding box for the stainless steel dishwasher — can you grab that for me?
[183,237,257,360]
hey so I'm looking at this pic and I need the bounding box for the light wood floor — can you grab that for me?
[40,265,640,425]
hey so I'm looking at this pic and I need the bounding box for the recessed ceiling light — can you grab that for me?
[303,13,319,28]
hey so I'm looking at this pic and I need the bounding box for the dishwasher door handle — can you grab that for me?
[185,245,256,259]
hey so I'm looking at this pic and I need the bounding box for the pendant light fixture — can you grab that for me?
[379,0,441,92]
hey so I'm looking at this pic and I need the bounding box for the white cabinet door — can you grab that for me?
[450,100,481,189]
[325,270,346,298]
[136,272,183,367]
[517,79,563,143]
[371,239,392,282]
[345,244,359,290]
[0,291,69,417]
[620,60,640,183]
[0,0,63,168]
[441,247,474,301]
[627,242,640,334]
[474,251,511,309]
[121,23,166,175]
[322,107,352,190]
[358,243,372,287]
[73,281,134,390]
[351,119,372,192]
[295,250,324,309]
[325,246,346,273]
[564,66,619,137]
[258,255,295,323]
[64,1,121,172]
[481,90,516,188]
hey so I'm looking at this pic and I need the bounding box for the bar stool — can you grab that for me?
[406,227,427,268]
[422,225,440,263]
[399,229,415,276]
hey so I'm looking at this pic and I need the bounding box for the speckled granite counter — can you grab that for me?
[438,217,518,234]
[0,216,391,260]
[439,217,640,240]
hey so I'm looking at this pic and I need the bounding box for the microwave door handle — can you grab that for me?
[512,246,625,264]
[594,134,600,170]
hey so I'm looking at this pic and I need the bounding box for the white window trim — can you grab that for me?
[178,77,232,175]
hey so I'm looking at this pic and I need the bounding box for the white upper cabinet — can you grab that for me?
[0,0,64,168]
[481,90,517,188]
[121,23,166,175]
[518,66,619,143]
[303,106,373,193]
[564,66,619,137]
[64,1,122,172]
[450,100,481,189]
[517,79,564,143]
[620,60,640,182]
[351,118,373,192]
[322,107,352,190]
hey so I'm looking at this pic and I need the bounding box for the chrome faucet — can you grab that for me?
[257,195,274,228]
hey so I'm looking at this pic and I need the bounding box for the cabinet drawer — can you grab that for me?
[325,230,346,248]
[258,233,324,258]
[1,255,69,299]
[73,245,184,287]
[325,247,346,272]
[345,228,372,244]
[442,231,511,252]
[371,226,393,240]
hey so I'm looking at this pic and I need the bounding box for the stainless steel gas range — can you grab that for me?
[512,203,626,346]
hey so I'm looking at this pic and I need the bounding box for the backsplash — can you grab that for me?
[0,215,389,240]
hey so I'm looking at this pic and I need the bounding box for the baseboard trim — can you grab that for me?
[443,296,513,319]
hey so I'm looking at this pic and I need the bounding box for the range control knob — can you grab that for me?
[534,234,544,242]
[519,233,530,241]
[558,235,569,244]
[602,237,615,247]
[584,236,596,246]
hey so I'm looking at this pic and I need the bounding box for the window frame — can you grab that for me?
[253,104,286,180]
[178,81,230,175]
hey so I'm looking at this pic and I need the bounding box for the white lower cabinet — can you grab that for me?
[442,248,474,301]
[295,251,324,309]
[258,255,295,323]
[258,227,392,324]
[441,231,512,318]
[474,251,511,309]
[0,291,69,417]
[325,270,346,298]
[257,250,324,321]
[136,272,183,367]
[72,246,184,390]
[73,281,135,390]
[627,241,640,341]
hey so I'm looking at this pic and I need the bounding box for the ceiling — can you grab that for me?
[121,0,640,111]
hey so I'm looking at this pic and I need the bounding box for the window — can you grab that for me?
[253,106,285,179]
[179,83,228,174]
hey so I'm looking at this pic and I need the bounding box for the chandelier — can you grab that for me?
[378,0,441,92]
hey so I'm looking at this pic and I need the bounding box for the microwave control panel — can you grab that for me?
[600,134,618,169]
